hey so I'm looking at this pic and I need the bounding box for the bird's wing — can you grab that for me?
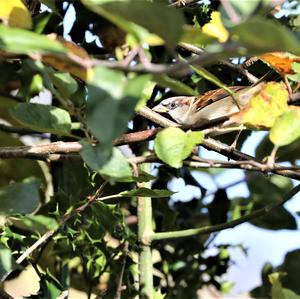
[194,86,246,111]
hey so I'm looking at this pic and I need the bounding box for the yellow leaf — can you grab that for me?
[237,82,289,128]
[0,0,32,29]
[202,11,229,43]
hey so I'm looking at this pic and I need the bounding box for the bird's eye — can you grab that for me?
[169,102,177,109]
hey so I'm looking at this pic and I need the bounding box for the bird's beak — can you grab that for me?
[152,103,168,113]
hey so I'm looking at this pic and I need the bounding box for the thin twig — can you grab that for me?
[91,41,242,77]
[114,242,128,299]
[202,138,300,180]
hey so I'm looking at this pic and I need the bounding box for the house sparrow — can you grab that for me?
[152,82,265,126]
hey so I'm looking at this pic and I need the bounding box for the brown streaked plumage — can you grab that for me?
[153,83,265,126]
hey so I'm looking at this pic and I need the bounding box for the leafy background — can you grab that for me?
[0,0,299,298]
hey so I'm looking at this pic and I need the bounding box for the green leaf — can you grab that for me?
[98,147,132,181]
[91,202,120,235]
[0,245,14,280]
[0,24,66,55]
[80,142,113,171]
[154,289,166,299]
[9,103,72,135]
[129,171,156,183]
[82,0,184,47]
[0,132,46,189]
[40,277,62,299]
[232,17,300,56]
[154,128,204,168]
[270,274,300,299]
[0,95,19,125]
[80,143,131,181]
[191,65,232,94]
[246,174,297,230]
[120,187,175,198]
[0,178,40,215]
[153,74,196,96]
[202,11,229,42]
[288,62,300,82]
[282,288,300,299]
[269,272,285,299]
[270,110,300,147]
[87,67,149,145]
[10,215,58,234]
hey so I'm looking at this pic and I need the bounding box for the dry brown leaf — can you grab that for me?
[42,35,94,81]
[259,52,300,75]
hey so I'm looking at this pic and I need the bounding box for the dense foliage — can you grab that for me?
[0,0,299,298]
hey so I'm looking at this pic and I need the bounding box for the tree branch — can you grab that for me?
[150,183,300,241]
[1,108,299,180]
[92,42,241,77]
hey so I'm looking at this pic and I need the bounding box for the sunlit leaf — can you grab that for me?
[154,128,204,168]
[236,82,289,128]
[0,0,32,29]
[98,147,132,180]
[0,25,66,55]
[270,109,300,147]
[202,11,229,43]
[181,26,216,46]
[269,272,285,299]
